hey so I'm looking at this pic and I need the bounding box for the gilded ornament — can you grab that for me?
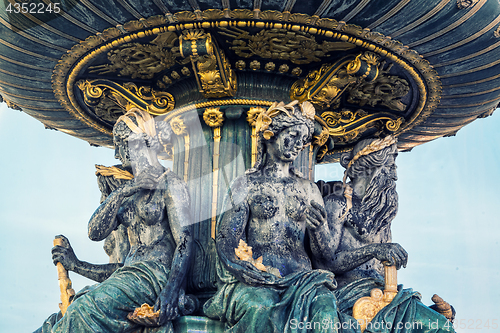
[317,17,339,30]
[127,304,160,326]
[495,25,500,38]
[320,109,402,145]
[174,11,197,22]
[235,60,246,70]
[203,107,224,128]
[123,20,145,32]
[171,71,181,80]
[95,165,134,180]
[229,8,254,19]
[162,76,173,85]
[78,79,175,116]
[279,64,289,73]
[145,15,167,27]
[235,239,282,278]
[289,13,312,24]
[347,63,410,112]
[264,62,276,71]
[259,10,283,21]
[100,27,122,41]
[201,9,225,20]
[88,32,180,80]
[170,116,187,136]
[51,8,440,143]
[181,67,191,76]
[53,237,76,316]
[353,265,398,332]
[299,101,316,120]
[291,67,302,76]
[249,60,261,70]
[219,26,355,65]
[457,0,479,9]
[247,107,265,127]
[180,30,236,98]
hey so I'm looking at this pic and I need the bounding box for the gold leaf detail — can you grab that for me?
[146,15,167,26]
[289,13,311,24]
[202,9,224,20]
[203,107,224,127]
[316,18,338,29]
[174,11,197,22]
[123,20,144,32]
[234,239,281,277]
[259,10,283,21]
[230,9,254,19]
[170,116,187,136]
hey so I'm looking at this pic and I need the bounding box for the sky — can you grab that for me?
[0,102,499,332]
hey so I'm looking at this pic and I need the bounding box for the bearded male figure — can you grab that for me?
[315,136,407,288]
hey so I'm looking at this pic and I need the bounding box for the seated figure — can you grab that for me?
[317,136,455,330]
[49,109,194,333]
[204,101,352,332]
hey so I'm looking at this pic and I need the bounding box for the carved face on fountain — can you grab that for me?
[266,124,310,162]
[340,137,399,237]
[112,108,171,173]
[252,101,315,171]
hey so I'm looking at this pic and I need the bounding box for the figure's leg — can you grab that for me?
[225,283,280,333]
[51,262,169,333]
[309,286,350,333]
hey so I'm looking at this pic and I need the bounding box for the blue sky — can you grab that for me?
[0,103,499,332]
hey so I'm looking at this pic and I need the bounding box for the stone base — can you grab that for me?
[173,316,225,333]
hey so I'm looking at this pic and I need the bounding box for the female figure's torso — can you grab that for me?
[245,174,313,277]
[117,180,176,267]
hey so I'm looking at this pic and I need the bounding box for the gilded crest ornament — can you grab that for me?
[89,32,181,80]
[180,30,237,98]
[218,26,355,65]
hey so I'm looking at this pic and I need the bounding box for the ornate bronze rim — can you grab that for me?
[52,9,442,143]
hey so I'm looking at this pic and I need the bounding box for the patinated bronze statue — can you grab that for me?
[50,109,195,332]
[204,101,344,332]
[319,136,407,287]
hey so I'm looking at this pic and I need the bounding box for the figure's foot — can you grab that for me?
[178,294,199,316]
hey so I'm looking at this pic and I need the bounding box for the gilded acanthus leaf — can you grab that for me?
[235,239,281,278]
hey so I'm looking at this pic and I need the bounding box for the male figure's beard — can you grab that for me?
[349,167,398,239]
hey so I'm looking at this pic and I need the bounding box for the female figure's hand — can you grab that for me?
[154,285,180,324]
[306,200,327,231]
[51,235,80,271]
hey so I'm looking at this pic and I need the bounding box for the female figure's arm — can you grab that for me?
[305,183,342,268]
[51,235,123,282]
[155,173,194,324]
[87,177,144,241]
[317,194,408,273]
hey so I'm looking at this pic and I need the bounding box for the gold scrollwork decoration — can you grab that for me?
[219,26,356,65]
[347,61,409,112]
[247,107,266,166]
[77,79,175,116]
[180,30,236,98]
[89,32,182,80]
[321,109,404,144]
[353,265,398,332]
[51,8,441,143]
[290,53,377,111]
